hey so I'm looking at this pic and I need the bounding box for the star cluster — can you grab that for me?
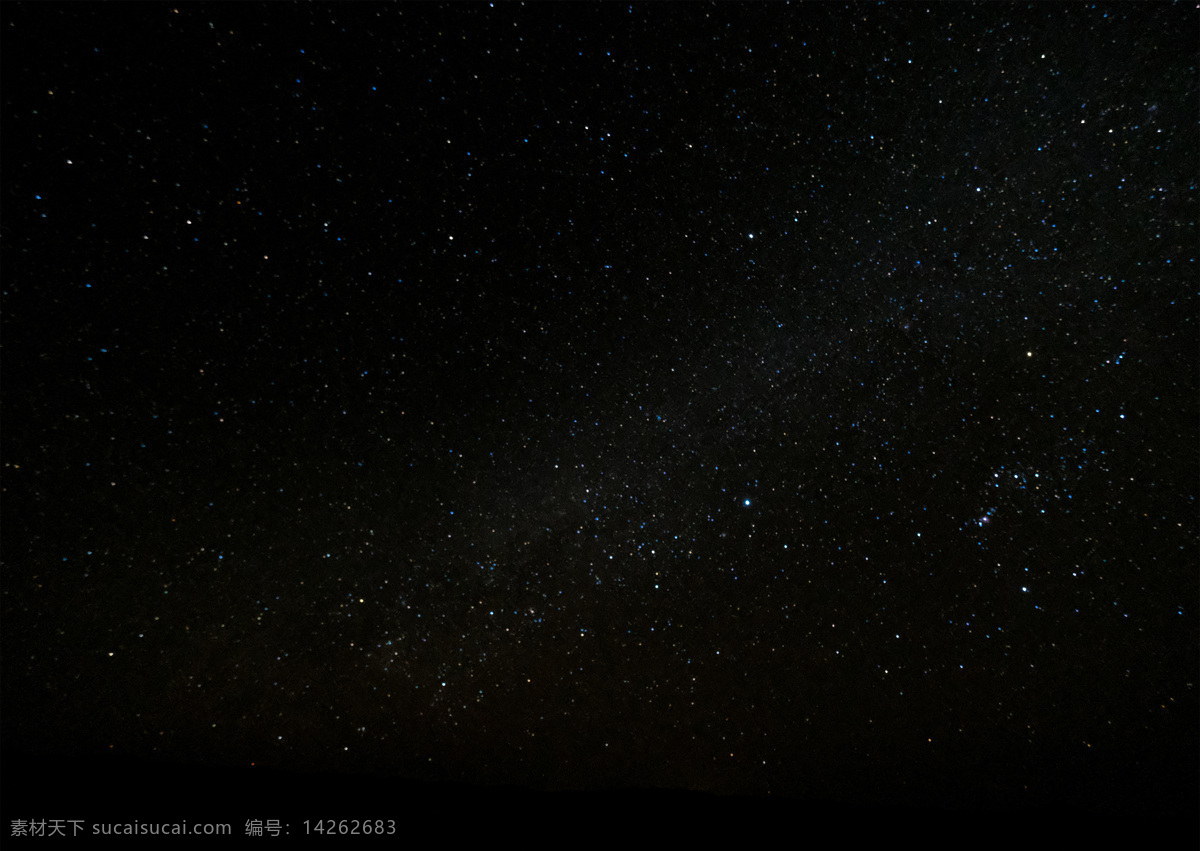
[1,2,1195,816]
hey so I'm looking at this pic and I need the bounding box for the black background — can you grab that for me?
[2,1,1196,837]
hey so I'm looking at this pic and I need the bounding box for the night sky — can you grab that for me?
[2,1,1196,829]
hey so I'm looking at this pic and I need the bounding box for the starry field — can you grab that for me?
[2,2,1196,818]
